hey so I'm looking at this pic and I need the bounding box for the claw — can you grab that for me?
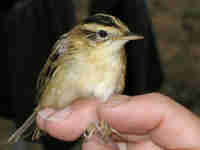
[84,120,124,144]
[32,127,41,140]
[95,120,113,143]
[83,128,96,139]
[84,122,97,139]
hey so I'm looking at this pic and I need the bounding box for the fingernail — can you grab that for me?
[47,107,72,121]
[38,108,56,120]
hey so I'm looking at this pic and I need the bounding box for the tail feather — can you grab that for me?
[8,111,37,144]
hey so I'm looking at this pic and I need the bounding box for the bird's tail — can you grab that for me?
[7,111,37,144]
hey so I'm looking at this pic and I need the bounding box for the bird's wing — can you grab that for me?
[35,33,69,102]
[115,48,126,94]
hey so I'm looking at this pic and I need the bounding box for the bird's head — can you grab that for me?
[69,13,143,53]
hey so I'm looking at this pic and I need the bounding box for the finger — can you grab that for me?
[112,133,150,143]
[127,140,164,150]
[98,93,165,134]
[99,93,200,149]
[36,98,100,141]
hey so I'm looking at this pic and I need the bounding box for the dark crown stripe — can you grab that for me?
[84,15,119,28]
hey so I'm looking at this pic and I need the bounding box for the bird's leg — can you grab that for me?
[84,122,97,139]
[96,120,126,143]
[95,120,113,143]
[84,120,125,144]
[83,121,113,144]
[32,127,41,140]
[83,120,113,141]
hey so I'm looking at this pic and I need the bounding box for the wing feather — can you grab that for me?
[35,33,69,102]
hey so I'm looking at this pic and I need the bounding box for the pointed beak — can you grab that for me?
[120,32,144,41]
[121,32,144,41]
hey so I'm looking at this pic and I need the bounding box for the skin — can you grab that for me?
[36,93,200,150]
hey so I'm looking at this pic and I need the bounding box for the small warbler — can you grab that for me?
[8,13,143,143]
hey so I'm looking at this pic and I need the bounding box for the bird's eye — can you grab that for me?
[97,30,108,38]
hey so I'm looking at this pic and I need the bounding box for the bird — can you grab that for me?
[8,13,143,143]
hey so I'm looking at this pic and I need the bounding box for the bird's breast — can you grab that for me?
[73,53,123,101]
[39,52,124,109]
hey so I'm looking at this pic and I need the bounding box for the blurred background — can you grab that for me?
[148,0,200,114]
[1,0,200,150]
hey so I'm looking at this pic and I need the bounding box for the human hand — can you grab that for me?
[36,93,200,150]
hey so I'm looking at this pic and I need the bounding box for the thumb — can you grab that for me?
[98,93,200,149]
